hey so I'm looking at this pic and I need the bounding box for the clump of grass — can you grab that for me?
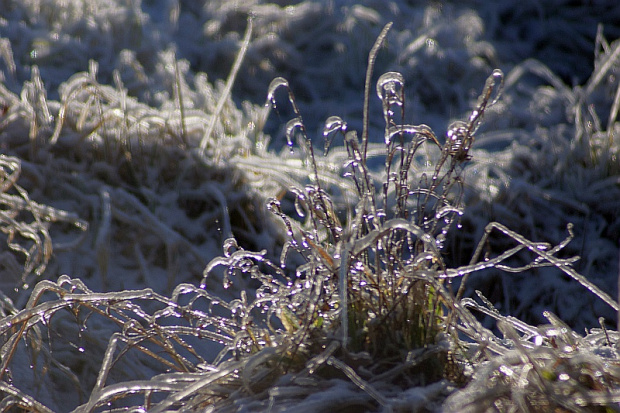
[250,22,505,378]
[196,23,583,407]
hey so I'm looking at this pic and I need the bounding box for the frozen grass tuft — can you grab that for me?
[444,311,620,412]
[0,154,87,291]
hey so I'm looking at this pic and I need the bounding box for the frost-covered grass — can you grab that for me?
[1,1,620,412]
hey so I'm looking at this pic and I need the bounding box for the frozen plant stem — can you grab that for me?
[200,15,253,155]
[173,53,188,147]
[339,244,350,348]
[454,222,620,313]
[339,21,392,350]
[362,22,392,161]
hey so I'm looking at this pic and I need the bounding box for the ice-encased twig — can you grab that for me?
[200,16,253,154]
[361,22,392,160]
[0,380,55,413]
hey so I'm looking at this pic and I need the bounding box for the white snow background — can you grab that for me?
[1,0,620,411]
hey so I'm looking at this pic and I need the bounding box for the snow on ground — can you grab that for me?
[0,0,620,411]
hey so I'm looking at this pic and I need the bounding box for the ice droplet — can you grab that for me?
[266,77,289,108]
[285,117,304,152]
[323,116,347,135]
[377,72,405,126]
[323,116,347,155]
[223,272,232,289]
[376,71,405,103]
[489,69,504,105]
[267,198,281,213]
[293,194,307,218]
[223,238,238,258]
[386,124,434,145]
